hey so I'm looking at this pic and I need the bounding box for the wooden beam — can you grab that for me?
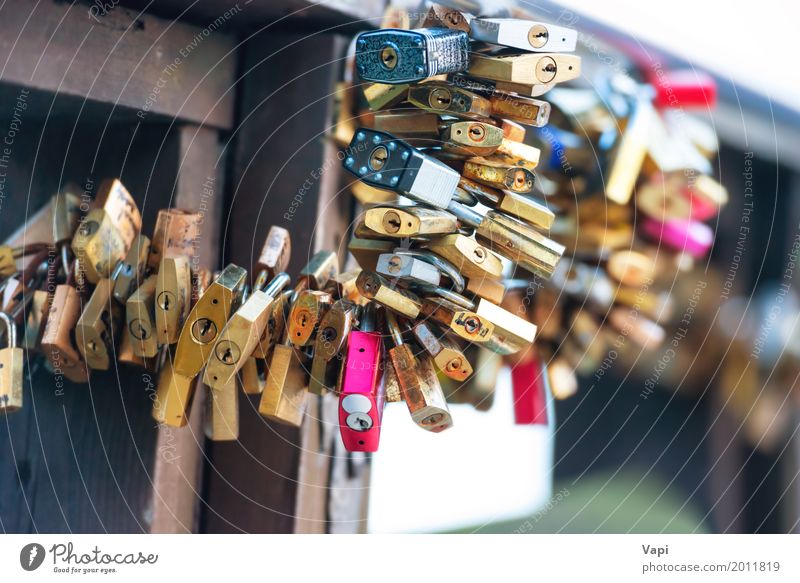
[0,0,237,129]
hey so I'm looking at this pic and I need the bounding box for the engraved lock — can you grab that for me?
[22,289,51,351]
[501,119,527,142]
[364,206,458,238]
[76,279,122,370]
[148,209,202,271]
[203,272,291,390]
[459,178,554,229]
[477,138,542,172]
[174,263,247,379]
[362,82,409,111]
[0,313,24,413]
[412,320,472,381]
[112,234,151,303]
[462,160,535,193]
[40,284,89,383]
[308,299,356,395]
[338,305,384,451]
[470,18,577,53]
[287,289,332,347]
[92,178,141,250]
[152,354,196,428]
[407,82,492,119]
[423,234,503,280]
[155,256,192,345]
[258,329,309,427]
[385,312,452,432]
[256,226,292,280]
[441,121,505,157]
[51,185,83,245]
[447,201,566,280]
[489,93,551,127]
[343,129,459,209]
[348,238,394,272]
[355,28,470,84]
[71,208,128,284]
[126,274,159,358]
[356,271,421,318]
[468,53,581,96]
[205,379,239,441]
[376,253,441,287]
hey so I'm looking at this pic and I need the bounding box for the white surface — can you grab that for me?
[368,367,553,533]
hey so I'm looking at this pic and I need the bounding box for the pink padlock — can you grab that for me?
[648,69,717,109]
[641,217,713,258]
[510,358,548,425]
[338,305,385,452]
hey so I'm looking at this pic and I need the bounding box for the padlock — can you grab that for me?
[447,201,565,279]
[204,272,291,390]
[71,209,128,284]
[384,361,404,403]
[472,298,538,355]
[296,250,340,291]
[112,234,151,303]
[173,263,247,379]
[343,129,459,209]
[489,93,551,127]
[347,238,394,272]
[51,186,83,245]
[640,217,713,258]
[468,53,580,96]
[350,180,398,205]
[421,297,495,344]
[148,209,202,271]
[459,178,554,228]
[308,299,356,395]
[250,288,290,360]
[287,289,332,348]
[362,82,409,111]
[470,18,577,52]
[117,326,155,371]
[40,284,89,383]
[364,206,458,238]
[500,119,527,142]
[21,289,51,351]
[356,271,421,318]
[240,356,266,395]
[205,380,239,441]
[152,354,196,427]
[477,139,542,172]
[606,250,657,288]
[338,303,384,451]
[371,110,441,142]
[155,256,192,345]
[407,81,492,119]
[0,313,24,413]
[441,121,505,157]
[355,28,469,84]
[411,320,472,381]
[258,327,309,427]
[256,226,292,281]
[462,159,535,194]
[509,358,549,425]
[376,253,441,286]
[76,279,122,370]
[325,269,362,302]
[419,4,471,32]
[126,274,159,358]
[465,274,506,304]
[423,234,504,280]
[605,90,656,205]
[92,178,141,250]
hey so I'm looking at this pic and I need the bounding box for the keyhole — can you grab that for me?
[379,45,398,70]
[429,87,452,109]
[382,211,402,234]
[369,146,388,171]
[468,124,486,142]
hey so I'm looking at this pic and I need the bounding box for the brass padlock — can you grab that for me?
[148,209,202,271]
[152,354,196,427]
[364,206,458,238]
[376,253,441,287]
[258,328,309,426]
[468,53,580,95]
[203,272,290,390]
[205,380,239,441]
[76,279,122,370]
[471,298,538,355]
[371,110,440,141]
[465,275,506,304]
[287,289,332,347]
[155,256,192,346]
[412,320,472,381]
[117,327,155,371]
[462,159,535,194]
[71,208,128,284]
[240,356,265,395]
[423,234,503,280]
[250,288,290,359]
[489,93,551,127]
[40,284,89,383]
[174,263,247,379]
[112,234,151,303]
[356,271,421,318]
[297,250,339,291]
[362,83,409,111]
[421,297,495,345]
[126,274,159,358]
[476,139,541,171]
[308,299,356,395]
[93,178,141,250]
[0,313,24,413]
[347,237,394,271]
[22,289,51,351]
[459,178,554,229]
[256,226,292,280]
[441,121,505,157]
[419,3,470,32]
[407,81,492,119]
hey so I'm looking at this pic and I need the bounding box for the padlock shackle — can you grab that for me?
[263,272,291,298]
[0,312,17,348]
[384,309,403,346]
[391,248,464,292]
[446,199,482,229]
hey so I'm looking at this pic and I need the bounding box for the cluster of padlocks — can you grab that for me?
[0,4,728,454]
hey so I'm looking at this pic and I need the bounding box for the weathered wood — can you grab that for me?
[0,0,237,129]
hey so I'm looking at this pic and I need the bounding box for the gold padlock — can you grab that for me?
[112,234,151,303]
[356,271,421,318]
[258,329,309,426]
[308,299,356,395]
[489,93,551,127]
[408,81,492,119]
[468,53,580,95]
[347,238,394,271]
[71,209,128,284]
[463,159,535,194]
[173,263,247,379]
[459,178,554,229]
[287,289,332,347]
[40,284,89,383]
[76,279,122,370]
[421,297,495,345]
[22,289,51,351]
[423,234,503,280]
[205,380,239,441]
[412,320,472,381]
[465,275,506,304]
[155,256,192,346]
[152,354,196,428]
[148,209,202,271]
[93,178,141,250]
[0,313,24,413]
[475,138,541,171]
[364,206,458,238]
[441,121,505,157]
[362,83,409,111]
[240,356,266,395]
[126,274,159,358]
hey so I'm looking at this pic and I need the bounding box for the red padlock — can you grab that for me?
[510,358,549,425]
[649,69,717,109]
